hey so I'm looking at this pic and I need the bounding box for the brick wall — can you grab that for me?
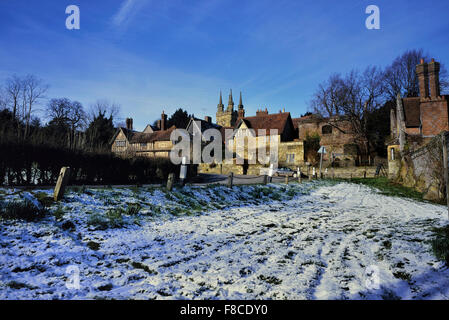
[421,98,449,136]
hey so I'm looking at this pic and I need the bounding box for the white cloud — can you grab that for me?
[112,0,149,27]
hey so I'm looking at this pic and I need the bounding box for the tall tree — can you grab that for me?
[21,75,48,139]
[0,86,8,110]
[88,100,121,126]
[85,110,115,152]
[166,108,193,129]
[4,75,23,120]
[311,66,386,156]
[46,98,86,149]
[383,49,449,100]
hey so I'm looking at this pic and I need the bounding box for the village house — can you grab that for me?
[388,58,449,178]
[292,114,359,167]
[111,90,365,176]
[110,112,176,159]
[200,91,305,175]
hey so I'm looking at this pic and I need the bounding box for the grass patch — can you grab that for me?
[431,224,449,265]
[87,208,124,230]
[33,192,54,208]
[334,177,424,202]
[53,205,65,221]
[131,261,158,275]
[257,275,282,285]
[0,200,47,222]
[125,203,141,216]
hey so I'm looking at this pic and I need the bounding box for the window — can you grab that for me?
[322,125,332,135]
[390,148,395,160]
[140,143,147,148]
[116,140,126,147]
[287,154,295,163]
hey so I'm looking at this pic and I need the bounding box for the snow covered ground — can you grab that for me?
[0,181,448,300]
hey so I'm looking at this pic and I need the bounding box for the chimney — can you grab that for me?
[126,118,133,131]
[416,59,430,99]
[204,116,212,123]
[161,111,167,131]
[428,58,441,98]
[256,108,268,116]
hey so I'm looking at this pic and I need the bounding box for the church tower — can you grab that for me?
[216,89,242,127]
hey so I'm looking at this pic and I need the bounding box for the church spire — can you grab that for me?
[238,92,243,109]
[238,91,245,118]
[217,90,224,112]
[227,89,234,111]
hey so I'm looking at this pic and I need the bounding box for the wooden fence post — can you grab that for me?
[285,175,289,184]
[228,172,234,189]
[298,171,302,183]
[263,175,268,185]
[54,167,71,201]
[166,173,175,191]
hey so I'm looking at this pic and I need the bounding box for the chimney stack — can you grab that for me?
[428,58,441,98]
[126,118,133,131]
[416,59,430,99]
[161,111,167,131]
[204,116,212,123]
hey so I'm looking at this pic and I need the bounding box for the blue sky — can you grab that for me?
[1,0,449,130]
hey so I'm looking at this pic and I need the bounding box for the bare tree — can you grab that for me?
[310,66,385,156]
[46,98,86,149]
[0,86,9,110]
[384,49,449,100]
[88,99,121,124]
[5,75,23,119]
[310,73,346,118]
[46,98,71,124]
[22,75,48,139]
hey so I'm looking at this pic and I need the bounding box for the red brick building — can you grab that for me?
[392,58,449,140]
[388,58,448,178]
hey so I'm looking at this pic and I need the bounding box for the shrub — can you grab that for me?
[431,225,449,265]
[125,204,141,216]
[87,213,109,230]
[105,208,124,228]
[0,141,186,186]
[34,192,54,208]
[0,200,46,221]
[53,206,65,221]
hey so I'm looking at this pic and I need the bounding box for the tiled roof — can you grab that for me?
[238,112,291,135]
[128,125,176,143]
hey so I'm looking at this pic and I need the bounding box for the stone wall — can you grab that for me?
[394,133,445,201]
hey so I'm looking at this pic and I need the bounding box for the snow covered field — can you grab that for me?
[0,181,448,300]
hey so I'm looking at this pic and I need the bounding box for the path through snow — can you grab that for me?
[0,182,448,299]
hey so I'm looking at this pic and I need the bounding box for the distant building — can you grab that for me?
[110,112,176,159]
[216,90,244,127]
[292,114,359,166]
[388,58,449,177]
[231,110,303,168]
